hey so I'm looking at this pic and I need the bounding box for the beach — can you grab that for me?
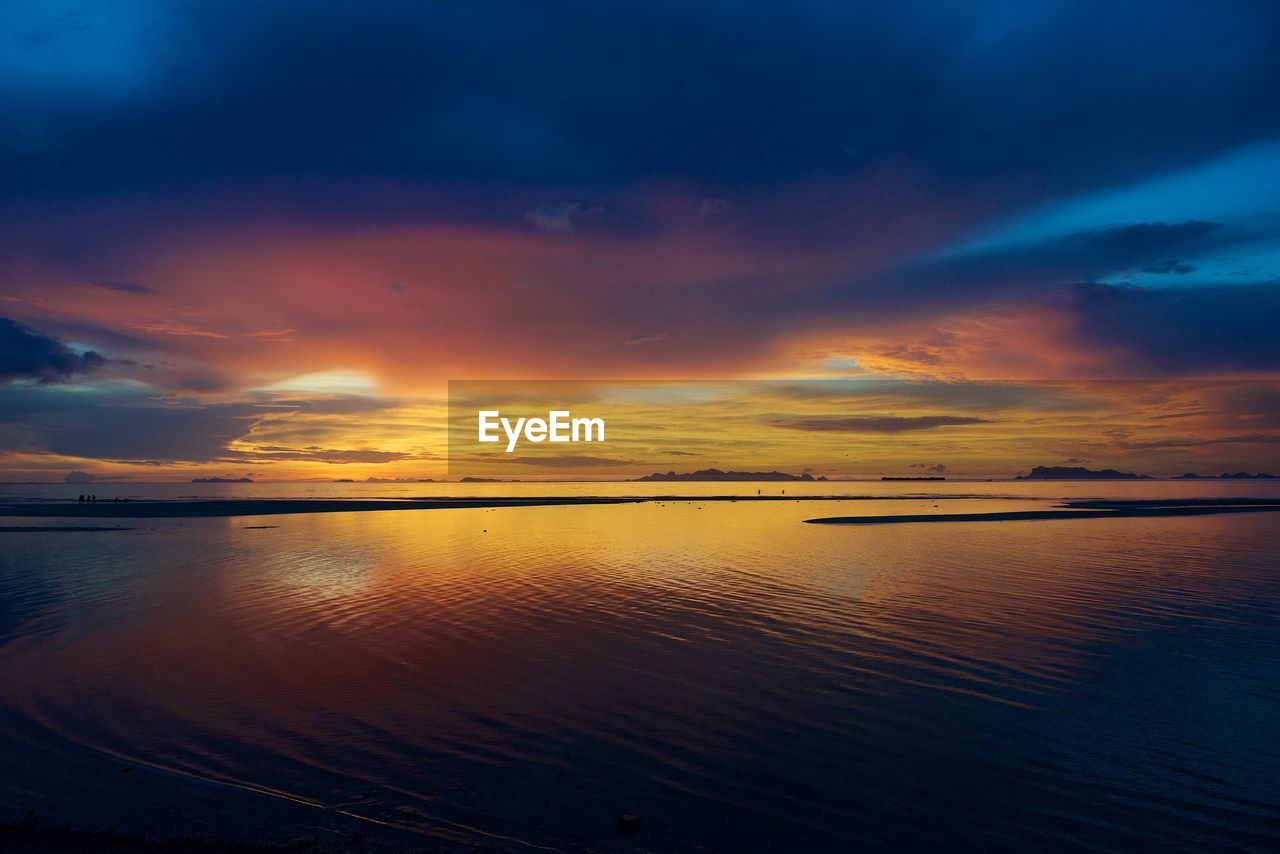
[3,489,1278,525]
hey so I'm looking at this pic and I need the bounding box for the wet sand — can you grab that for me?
[805,498,1280,524]
[0,494,983,519]
[0,497,647,519]
[0,526,137,533]
[3,496,1279,524]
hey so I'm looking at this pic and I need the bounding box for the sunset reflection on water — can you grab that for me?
[2,488,1279,850]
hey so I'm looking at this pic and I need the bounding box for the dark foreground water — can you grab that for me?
[2,492,1279,851]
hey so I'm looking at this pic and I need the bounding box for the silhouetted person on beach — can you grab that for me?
[78,494,84,503]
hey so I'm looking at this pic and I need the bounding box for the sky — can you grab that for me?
[2,1,1279,481]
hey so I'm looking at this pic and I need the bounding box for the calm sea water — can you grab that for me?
[2,483,1279,850]
[6,477,1280,504]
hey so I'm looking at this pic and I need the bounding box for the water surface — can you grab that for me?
[2,486,1278,850]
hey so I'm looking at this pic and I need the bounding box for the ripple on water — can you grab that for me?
[1,500,1279,850]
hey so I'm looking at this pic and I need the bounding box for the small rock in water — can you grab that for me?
[618,814,642,834]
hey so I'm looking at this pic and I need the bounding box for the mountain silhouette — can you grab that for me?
[633,468,826,482]
[1015,466,1150,480]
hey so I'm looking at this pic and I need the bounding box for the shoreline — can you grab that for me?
[806,498,1280,525]
[0,495,1277,522]
[0,497,648,519]
[0,525,137,533]
[0,494,1032,519]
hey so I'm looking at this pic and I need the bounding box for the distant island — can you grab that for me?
[459,476,506,483]
[633,468,827,482]
[1175,472,1278,479]
[191,477,254,483]
[882,476,945,481]
[1016,466,1150,480]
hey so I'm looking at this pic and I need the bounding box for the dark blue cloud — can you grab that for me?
[2,0,1279,393]
[0,317,105,383]
[1140,261,1196,275]
[1055,283,1280,374]
[0,382,258,462]
[92,279,153,294]
[0,375,416,463]
[941,219,1230,288]
[3,0,1279,218]
[814,217,1248,325]
[770,415,992,433]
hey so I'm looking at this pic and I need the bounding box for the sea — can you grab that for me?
[1,480,1278,850]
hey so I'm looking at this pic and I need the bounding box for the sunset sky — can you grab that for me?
[2,1,1279,480]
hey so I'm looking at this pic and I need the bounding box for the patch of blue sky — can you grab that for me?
[944,139,1280,259]
[0,1,172,102]
[1108,240,1280,289]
